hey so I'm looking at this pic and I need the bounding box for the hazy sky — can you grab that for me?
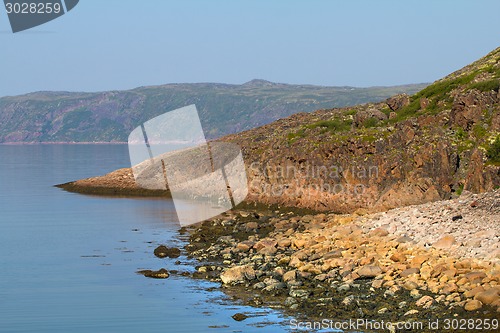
[1,0,500,97]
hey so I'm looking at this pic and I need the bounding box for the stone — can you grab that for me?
[464,286,484,298]
[284,297,297,306]
[220,265,256,284]
[289,289,310,298]
[154,245,181,258]
[232,313,248,321]
[410,255,428,268]
[277,238,292,248]
[400,268,420,277]
[137,268,170,279]
[404,309,419,316]
[432,235,456,249]
[371,228,389,237]
[464,300,483,311]
[245,222,258,229]
[387,94,410,111]
[474,288,500,305]
[390,252,406,262]
[410,289,421,299]
[416,295,434,309]
[465,271,487,282]
[357,265,382,278]
[372,279,384,289]
[403,281,418,291]
[353,108,388,127]
[237,242,251,252]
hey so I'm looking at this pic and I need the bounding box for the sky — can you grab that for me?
[1,0,500,97]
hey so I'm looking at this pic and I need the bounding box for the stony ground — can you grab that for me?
[180,191,500,331]
[358,190,500,262]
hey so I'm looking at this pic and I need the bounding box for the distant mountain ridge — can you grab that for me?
[0,80,427,143]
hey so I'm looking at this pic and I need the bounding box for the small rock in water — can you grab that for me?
[154,245,181,258]
[232,313,248,321]
[137,268,170,279]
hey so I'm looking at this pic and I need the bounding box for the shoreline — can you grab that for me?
[181,192,499,332]
[56,181,500,331]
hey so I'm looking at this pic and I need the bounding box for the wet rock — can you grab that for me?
[154,245,181,258]
[137,268,170,279]
[232,313,248,321]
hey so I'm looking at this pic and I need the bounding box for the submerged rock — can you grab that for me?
[154,245,181,258]
[137,268,170,279]
[231,313,248,321]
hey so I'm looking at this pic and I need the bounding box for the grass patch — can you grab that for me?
[470,79,500,92]
[287,128,305,143]
[305,119,352,132]
[363,117,379,128]
[486,135,500,164]
[390,72,478,123]
[472,124,488,139]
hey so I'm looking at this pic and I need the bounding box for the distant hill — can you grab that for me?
[0,80,427,143]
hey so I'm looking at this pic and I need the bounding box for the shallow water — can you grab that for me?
[0,144,291,333]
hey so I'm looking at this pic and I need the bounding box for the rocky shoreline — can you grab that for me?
[180,191,499,332]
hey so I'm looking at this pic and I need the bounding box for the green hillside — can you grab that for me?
[0,80,426,143]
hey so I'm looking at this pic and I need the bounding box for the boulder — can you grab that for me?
[220,265,256,284]
[387,94,410,111]
[474,288,500,305]
[464,299,483,311]
[356,265,382,278]
[154,245,181,258]
[432,235,456,249]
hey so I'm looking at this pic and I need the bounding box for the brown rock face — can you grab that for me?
[387,94,410,111]
[353,108,388,127]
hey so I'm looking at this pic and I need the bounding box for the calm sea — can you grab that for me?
[0,144,291,333]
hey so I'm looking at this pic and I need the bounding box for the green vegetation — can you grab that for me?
[472,124,487,139]
[470,79,500,92]
[0,81,427,143]
[363,117,379,128]
[287,129,305,143]
[305,118,352,132]
[389,72,479,123]
[486,135,500,165]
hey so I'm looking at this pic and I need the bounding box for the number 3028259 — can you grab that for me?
[5,2,62,14]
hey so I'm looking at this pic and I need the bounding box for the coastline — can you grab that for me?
[182,192,499,332]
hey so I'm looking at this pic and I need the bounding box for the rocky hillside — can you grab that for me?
[0,80,426,143]
[59,47,500,214]
[225,47,500,212]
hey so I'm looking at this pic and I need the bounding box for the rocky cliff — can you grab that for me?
[228,47,500,212]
